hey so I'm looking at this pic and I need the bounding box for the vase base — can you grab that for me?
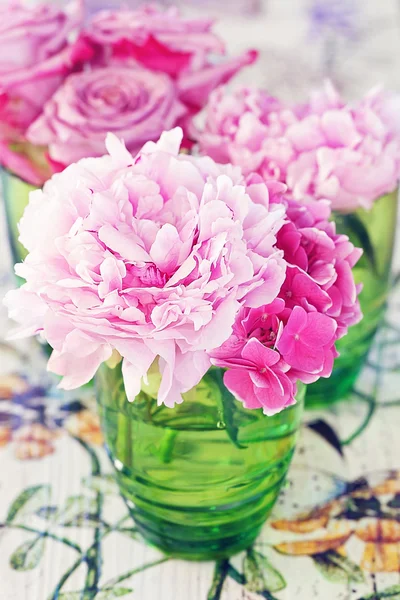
[126,504,266,561]
[112,447,296,561]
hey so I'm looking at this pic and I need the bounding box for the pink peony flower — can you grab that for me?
[198,82,400,212]
[0,0,91,183]
[211,190,362,410]
[5,128,287,408]
[27,66,188,169]
[197,86,296,180]
[81,5,258,119]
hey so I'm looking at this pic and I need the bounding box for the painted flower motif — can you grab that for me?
[0,425,11,447]
[14,423,59,460]
[0,371,101,459]
[198,82,400,212]
[27,65,187,170]
[5,128,287,409]
[81,4,257,119]
[0,0,90,184]
[65,409,103,445]
[0,374,29,399]
[271,471,400,574]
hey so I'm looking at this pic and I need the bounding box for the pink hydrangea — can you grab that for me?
[81,5,258,121]
[211,189,362,415]
[4,128,288,408]
[198,82,400,211]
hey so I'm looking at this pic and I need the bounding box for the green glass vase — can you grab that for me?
[1,168,36,269]
[306,189,398,407]
[96,362,304,560]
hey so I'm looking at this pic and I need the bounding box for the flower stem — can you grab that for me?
[158,428,178,464]
[116,411,132,468]
[48,555,84,600]
[341,397,376,446]
[102,557,168,589]
[7,523,82,553]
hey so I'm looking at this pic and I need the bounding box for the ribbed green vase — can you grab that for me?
[96,362,304,560]
[1,168,36,270]
[306,189,398,407]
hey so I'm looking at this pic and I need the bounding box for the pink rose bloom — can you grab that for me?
[0,0,91,184]
[211,190,362,414]
[27,66,187,169]
[5,128,287,408]
[198,82,400,212]
[81,5,257,118]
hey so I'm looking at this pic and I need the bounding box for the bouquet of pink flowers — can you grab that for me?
[0,1,256,185]
[5,128,362,415]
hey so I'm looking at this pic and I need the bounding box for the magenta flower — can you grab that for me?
[277,306,337,377]
[5,128,287,408]
[210,191,362,407]
[215,338,295,416]
[198,82,400,212]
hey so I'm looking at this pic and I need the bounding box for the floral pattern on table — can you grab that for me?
[0,302,400,600]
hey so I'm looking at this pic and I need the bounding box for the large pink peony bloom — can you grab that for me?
[5,128,287,407]
[27,66,188,169]
[0,0,90,183]
[198,82,400,212]
[211,190,362,414]
[81,5,257,119]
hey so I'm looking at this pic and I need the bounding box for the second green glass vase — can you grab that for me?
[306,189,398,407]
[1,168,36,269]
[96,362,304,560]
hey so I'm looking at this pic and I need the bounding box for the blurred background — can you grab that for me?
[38,0,400,100]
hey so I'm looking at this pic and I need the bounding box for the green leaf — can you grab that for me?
[62,512,105,528]
[54,592,133,600]
[10,536,45,571]
[6,485,51,524]
[208,560,229,600]
[56,495,97,526]
[359,585,400,599]
[307,419,343,457]
[338,213,378,276]
[97,589,133,599]
[36,505,58,520]
[204,369,245,449]
[226,563,245,585]
[243,549,286,594]
[82,475,119,495]
[313,550,364,584]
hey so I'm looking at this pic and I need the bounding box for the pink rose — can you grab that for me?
[0,0,91,183]
[28,66,187,169]
[5,128,287,407]
[82,5,257,118]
